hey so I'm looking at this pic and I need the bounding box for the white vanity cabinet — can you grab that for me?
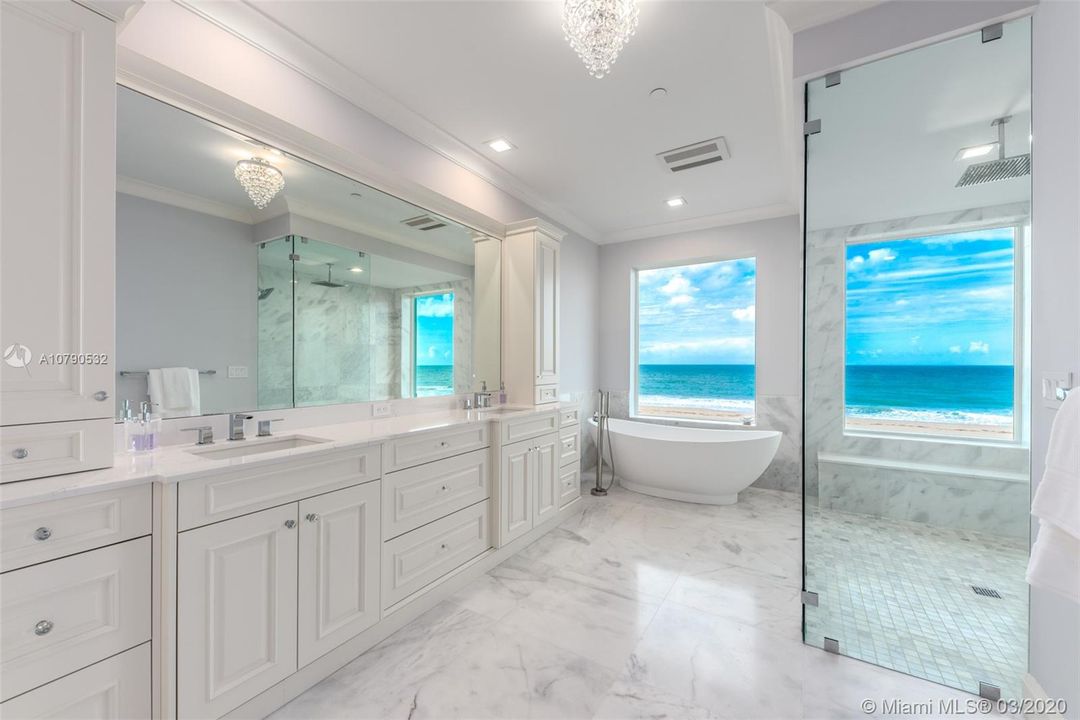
[0,0,116,454]
[497,412,560,545]
[503,220,564,405]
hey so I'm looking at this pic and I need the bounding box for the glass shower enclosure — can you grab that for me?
[802,16,1032,700]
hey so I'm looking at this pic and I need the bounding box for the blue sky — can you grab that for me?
[638,258,756,365]
[846,228,1015,366]
[415,293,453,366]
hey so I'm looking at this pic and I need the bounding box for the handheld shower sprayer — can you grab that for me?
[592,390,615,496]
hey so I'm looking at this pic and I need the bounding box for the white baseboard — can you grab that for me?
[224,496,584,719]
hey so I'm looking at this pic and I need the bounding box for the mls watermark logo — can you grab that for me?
[3,343,32,376]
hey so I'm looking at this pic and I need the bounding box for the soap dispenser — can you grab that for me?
[121,400,138,453]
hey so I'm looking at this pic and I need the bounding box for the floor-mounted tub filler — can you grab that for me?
[589,417,781,504]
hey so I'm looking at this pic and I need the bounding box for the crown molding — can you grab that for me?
[505,218,568,242]
[117,175,256,224]
[600,202,799,244]
[174,0,601,243]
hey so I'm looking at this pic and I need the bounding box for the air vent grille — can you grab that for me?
[656,137,731,173]
[401,215,448,231]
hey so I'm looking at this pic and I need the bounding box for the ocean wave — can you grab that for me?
[637,394,755,413]
[845,405,1013,427]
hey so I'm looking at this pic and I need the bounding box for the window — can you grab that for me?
[413,292,454,397]
[844,227,1019,440]
[634,258,756,422]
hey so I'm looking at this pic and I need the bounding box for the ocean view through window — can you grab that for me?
[414,292,454,397]
[635,257,756,422]
[844,227,1019,439]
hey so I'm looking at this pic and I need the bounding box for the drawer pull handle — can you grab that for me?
[93,390,109,401]
[284,520,296,529]
[12,447,29,460]
[33,527,52,541]
[34,620,53,636]
[306,513,319,523]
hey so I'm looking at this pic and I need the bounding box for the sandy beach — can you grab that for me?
[636,405,750,424]
[845,416,1014,439]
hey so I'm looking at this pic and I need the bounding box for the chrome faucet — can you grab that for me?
[228,413,253,441]
[473,380,492,409]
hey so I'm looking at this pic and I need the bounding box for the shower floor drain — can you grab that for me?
[972,586,1002,599]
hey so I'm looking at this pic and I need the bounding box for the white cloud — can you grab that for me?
[856,349,883,358]
[847,255,866,271]
[894,299,910,306]
[668,294,694,306]
[426,345,438,358]
[641,337,753,354]
[968,340,990,354]
[732,304,756,322]
[659,274,693,295]
[868,248,897,264]
[417,294,454,317]
[964,285,1012,300]
[949,345,963,354]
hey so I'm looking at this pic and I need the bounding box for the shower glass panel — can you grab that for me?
[803,17,1031,700]
[257,236,295,411]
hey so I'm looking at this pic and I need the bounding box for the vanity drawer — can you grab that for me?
[534,385,558,404]
[559,464,581,508]
[0,537,151,702]
[559,407,581,427]
[0,642,150,720]
[178,445,380,531]
[559,427,580,468]
[500,412,558,445]
[382,424,489,473]
[0,419,113,483]
[383,448,491,540]
[382,500,490,609]
[0,484,151,573]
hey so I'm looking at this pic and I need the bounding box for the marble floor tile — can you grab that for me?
[665,563,802,635]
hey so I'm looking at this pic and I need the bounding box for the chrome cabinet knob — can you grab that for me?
[439,441,449,447]
[34,527,51,541]
[441,485,448,492]
[93,390,109,401]
[284,520,296,529]
[440,543,448,550]
[306,513,319,523]
[12,447,28,460]
[34,620,53,636]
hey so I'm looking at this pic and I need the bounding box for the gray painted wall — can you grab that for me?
[560,232,602,467]
[598,215,803,492]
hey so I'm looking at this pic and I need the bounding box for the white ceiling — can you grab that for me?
[116,86,482,264]
[200,0,813,243]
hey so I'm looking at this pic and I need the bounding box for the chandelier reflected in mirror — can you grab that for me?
[562,0,639,79]
[234,157,285,209]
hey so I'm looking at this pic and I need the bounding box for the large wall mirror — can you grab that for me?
[116,86,501,419]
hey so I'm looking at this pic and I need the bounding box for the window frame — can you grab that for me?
[407,289,455,399]
[840,220,1027,445]
[630,255,759,426]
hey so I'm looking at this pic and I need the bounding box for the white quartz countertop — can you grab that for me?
[0,405,562,509]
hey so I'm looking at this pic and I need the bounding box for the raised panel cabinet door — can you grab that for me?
[0,1,115,425]
[177,504,298,720]
[499,439,533,546]
[298,482,380,668]
[533,433,559,524]
[534,235,559,387]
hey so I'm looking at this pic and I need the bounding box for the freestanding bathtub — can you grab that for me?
[590,417,781,505]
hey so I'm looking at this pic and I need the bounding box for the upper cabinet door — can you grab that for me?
[177,504,299,720]
[298,482,380,668]
[534,235,559,386]
[0,1,116,425]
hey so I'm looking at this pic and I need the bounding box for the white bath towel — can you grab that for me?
[147,367,201,418]
[1026,388,1080,602]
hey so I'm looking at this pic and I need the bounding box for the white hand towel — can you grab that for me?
[1026,389,1080,602]
[147,367,201,418]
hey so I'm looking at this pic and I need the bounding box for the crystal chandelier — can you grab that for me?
[234,157,285,209]
[562,0,639,79]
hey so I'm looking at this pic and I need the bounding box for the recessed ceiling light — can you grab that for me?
[955,143,997,161]
[486,138,515,153]
[349,267,364,273]
[349,192,363,199]
[666,196,686,208]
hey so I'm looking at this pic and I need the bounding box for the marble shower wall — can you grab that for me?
[804,203,1031,539]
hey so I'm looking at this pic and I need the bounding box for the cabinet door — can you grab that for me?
[298,483,380,668]
[534,235,559,386]
[533,433,560,524]
[499,439,533,546]
[0,1,115,425]
[178,504,298,719]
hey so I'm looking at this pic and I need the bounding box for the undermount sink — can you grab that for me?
[188,435,330,460]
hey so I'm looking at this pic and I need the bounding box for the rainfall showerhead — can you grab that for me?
[956,117,1030,188]
[311,264,345,288]
[258,287,275,300]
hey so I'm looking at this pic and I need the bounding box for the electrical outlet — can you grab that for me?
[372,402,391,418]
[227,366,248,379]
